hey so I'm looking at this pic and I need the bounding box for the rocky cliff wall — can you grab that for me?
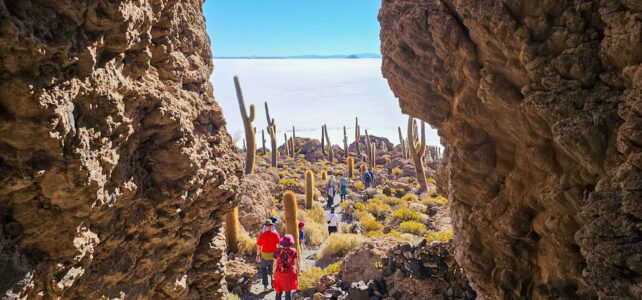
[380,0,641,299]
[0,0,242,299]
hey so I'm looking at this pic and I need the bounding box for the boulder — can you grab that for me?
[339,237,398,284]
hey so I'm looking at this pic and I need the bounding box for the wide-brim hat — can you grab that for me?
[264,219,274,226]
[280,234,294,247]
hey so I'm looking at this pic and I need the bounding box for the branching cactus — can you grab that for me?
[343,126,348,158]
[355,117,361,160]
[224,207,239,252]
[305,170,314,209]
[283,190,302,260]
[265,101,278,168]
[408,115,427,191]
[347,156,354,178]
[323,124,333,162]
[234,76,256,174]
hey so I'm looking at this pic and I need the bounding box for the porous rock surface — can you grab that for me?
[0,0,242,299]
[380,0,641,299]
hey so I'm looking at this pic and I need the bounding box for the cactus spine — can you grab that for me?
[323,124,333,162]
[234,76,256,174]
[224,207,240,252]
[408,116,427,191]
[283,190,302,260]
[343,126,348,158]
[265,102,278,168]
[305,170,314,209]
[355,117,360,161]
[321,170,327,182]
[347,156,354,178]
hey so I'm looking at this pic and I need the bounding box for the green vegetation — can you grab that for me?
[399,220,427,235]
[392,206,420,221]
[392,167,401,177]
[394,188,406,197]
[279,178,302,187]
[299,260,342,291]
[317,233,366,259]
[424,229,453,243]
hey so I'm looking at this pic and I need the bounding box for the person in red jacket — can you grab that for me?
[256,219,281,291]
[272,234,300,300]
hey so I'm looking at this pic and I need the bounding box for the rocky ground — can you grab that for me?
[225,137,464,299]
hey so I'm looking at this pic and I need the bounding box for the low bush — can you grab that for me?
[299,260,342,291]
[340,200,351,210]
[317,234,365,260]
[238,231,257,256]
[391,167,401,177]
[229,293,241,300]
[382,186,392,196]
[303,221,328,246]
[423,195,448,206]
[401,193,419,203]
[278,178,302,187]
[354,181,365,191]
[392,207,420,221]
[366,230,384,237]
[394,188,406,197]
[426,177,436,183]
[365,199,392,219]
[279,170,292,178]
[387,229,420,242]
[424,229,453,243]
[307,203,326,224]
[409,202,427,214]
[353,202,365,211]
[376,194,406,207]
[399,220,427,235]
[357,211,384,232]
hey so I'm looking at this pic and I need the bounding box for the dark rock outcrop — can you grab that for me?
[380,1,641,299]
[0,0,242,298]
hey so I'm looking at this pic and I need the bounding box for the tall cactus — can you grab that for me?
[343,126,348,158]
[321,125,325,155]
[242,138,246,152]
[283,190,301,261]
[408,116,427,191]
[371,142,376,167]
[323,124,333,162]
[305,170,314,209]
[360,164,366,177]
[365,129,374,169]
[261,129,267,156]
[355,117,360,160]
[321,170,327,182]
[347,156,354,178]
[265,101,278,168]
[292,126,296,150]
[234,76,256,174]
[284,133,289,157]
[224,207,240,252]
[290,137,295,158]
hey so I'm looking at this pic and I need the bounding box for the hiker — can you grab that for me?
[298,221,306,250]
[261,216,281,232]
[272,234,300,300]
[363,167,374,189]
[256,219,280,292]
[326,207,339,234]
[339,176,348,202]
[325,176,336,208]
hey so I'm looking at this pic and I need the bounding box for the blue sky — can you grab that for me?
[203,0,382,57]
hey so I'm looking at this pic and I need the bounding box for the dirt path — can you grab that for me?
[243,193,351,299]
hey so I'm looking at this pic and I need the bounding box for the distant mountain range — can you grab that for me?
[213,53,382,59]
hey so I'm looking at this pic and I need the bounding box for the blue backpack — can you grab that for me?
[364,171,372,183]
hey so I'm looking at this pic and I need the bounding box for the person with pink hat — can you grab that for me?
[271,234,300,300]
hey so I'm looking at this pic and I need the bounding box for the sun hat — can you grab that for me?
[280,234,294,247]
[298,221,305,228]
[264,219,274,226]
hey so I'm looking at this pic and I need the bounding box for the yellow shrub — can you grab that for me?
[424,195,448,206]
[392,167,401,177]
[376,194,406,207]
[238,231,257,256]
[392,207,420,221]
[401,194,419,203]
[308,203,326,224]
[358,212,384,232]
[279,178,302,187]
[399,220,427,235]
[229,293,241,300]
[409,202,427,214]
[303,221,329,246]
[387,229,420,242]
[299,261,342,291]
[365,198,392,219]
[340,200,351,210]
[279,170,292,178]
[427,177,436,183]
[366,230,384,237]
[394,188,406,197]
[424,229,454,243]
[354,181,364,191]
[317,234,365,260]
[354,202,365,211]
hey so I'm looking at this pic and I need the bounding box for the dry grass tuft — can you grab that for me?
[317,234,365,260]
[399,220,427,235]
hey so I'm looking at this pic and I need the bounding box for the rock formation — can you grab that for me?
[0,0,242,299]
[380,0,641,299]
